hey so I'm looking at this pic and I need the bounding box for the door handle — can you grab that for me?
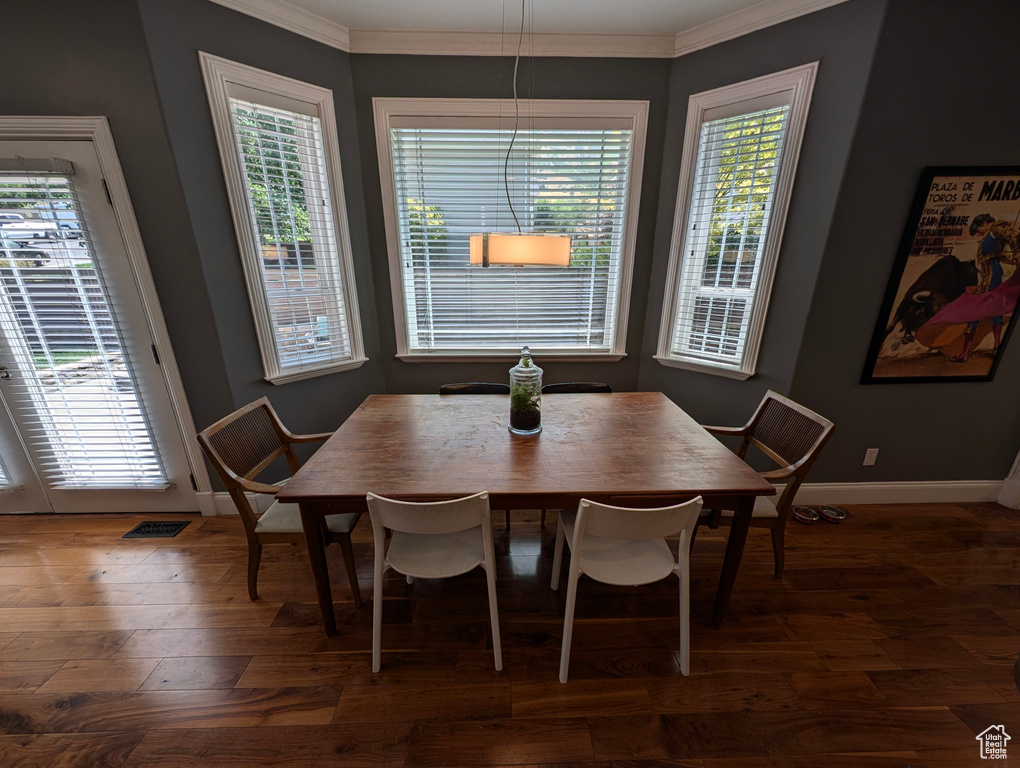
[0,367,10,380]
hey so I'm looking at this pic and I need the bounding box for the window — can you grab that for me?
[200,53,365,384]
[374,98,647,359]
[656,63,817,379]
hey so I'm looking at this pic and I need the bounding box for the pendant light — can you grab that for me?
[468,0,571,268]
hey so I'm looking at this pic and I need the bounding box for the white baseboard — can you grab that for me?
[997,478,1020,509]
[196,491,219,516]
[794,480,1004,506]
[197,491,245,516]
[200,490,278,516]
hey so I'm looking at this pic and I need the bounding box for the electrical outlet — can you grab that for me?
[863,448,879,466]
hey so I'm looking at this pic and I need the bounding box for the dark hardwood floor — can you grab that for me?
[0,502,1016,767]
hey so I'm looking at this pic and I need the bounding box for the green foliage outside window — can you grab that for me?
[702,111,785,283]
[406,198,448,260]
[533,197,615,268]
[0,181,71,210]
[233,106,313,247]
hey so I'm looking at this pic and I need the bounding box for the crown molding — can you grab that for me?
[673,0,850,56]
[210,0,849,58]
[348,30,677,58]
[209,0,351,51]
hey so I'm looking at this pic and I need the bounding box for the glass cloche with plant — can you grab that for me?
[509,346,542,435]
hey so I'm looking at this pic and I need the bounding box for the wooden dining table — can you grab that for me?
[277,392,775,636]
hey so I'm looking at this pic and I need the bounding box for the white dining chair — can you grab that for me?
[550,496,703,683]
[366,491,502,673]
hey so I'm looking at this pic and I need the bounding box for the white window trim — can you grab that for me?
[199,52,366,384]
[373,97,648,362]
[655,62,818,379]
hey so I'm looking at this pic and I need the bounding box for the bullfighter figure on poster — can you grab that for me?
[863,167,1020,383]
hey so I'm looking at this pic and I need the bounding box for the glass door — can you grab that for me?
[0,139,195,513]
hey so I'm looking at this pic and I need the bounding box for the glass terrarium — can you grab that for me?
[509,346,542,435]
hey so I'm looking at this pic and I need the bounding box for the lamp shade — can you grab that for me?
[469,233,571,267]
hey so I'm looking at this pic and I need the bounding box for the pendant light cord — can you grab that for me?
[504,0,525,234]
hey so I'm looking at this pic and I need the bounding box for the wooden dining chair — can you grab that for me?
[536,382,613,527]
[197,397,362,605]
[438,382,510,395]
[541,382,612,394]
[699,390,834,580]
[439,383,513,529]
[551,496,703,683]
[366,491,502,673]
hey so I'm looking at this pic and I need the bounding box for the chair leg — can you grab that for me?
[540,509,546,527]
[771,524,786,581]
[372,553,384,673]
[505,509,511,531]
[550,516,566,590]
[338,534,362,608]
[246,540,263,601]
[558,564,580,684]
[484,564,503,671]
[678,545,691,676]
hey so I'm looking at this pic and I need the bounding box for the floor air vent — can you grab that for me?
[123,521,191,538]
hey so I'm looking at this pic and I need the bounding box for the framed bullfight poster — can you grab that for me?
[862,166,1020,383]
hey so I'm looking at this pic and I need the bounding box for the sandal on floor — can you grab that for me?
[792,506,819,524]
[818,504,846,523]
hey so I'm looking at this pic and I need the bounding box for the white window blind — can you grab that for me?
[657,64,817,378]
[670,105,789,364]
[201,53,365,384]
[229,98,353,373]
[376,100,647,358]
[0,171,167,488]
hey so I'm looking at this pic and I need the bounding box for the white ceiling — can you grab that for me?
[211,0,850,57]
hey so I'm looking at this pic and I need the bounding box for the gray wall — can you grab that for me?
[135,0,385,436]
[637,0,888,428]
[349,54,672,394]
[5,0,1015,489]
[791,0,1020,482]
[0,0,234,435]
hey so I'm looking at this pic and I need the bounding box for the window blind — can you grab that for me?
[0,171,167,488]
[227,97,353,373]
[669,105,790,365]
[390,126,633,353]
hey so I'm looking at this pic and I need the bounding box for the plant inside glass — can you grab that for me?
[508,346,542,435]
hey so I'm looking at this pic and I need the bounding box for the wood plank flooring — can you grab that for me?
[0,502,1016,766]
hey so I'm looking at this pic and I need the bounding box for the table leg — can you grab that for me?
[711,497,753,630]
[300,503,336,637]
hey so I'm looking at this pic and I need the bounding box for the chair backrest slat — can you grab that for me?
[367,492,490,535]
[578,497,703,541]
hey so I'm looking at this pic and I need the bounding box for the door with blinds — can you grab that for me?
[0,140,194,513]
